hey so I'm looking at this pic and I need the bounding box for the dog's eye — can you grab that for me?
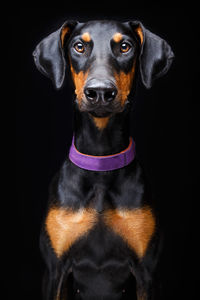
[76,289,80,293]
[74,42,85,53]
[120,42,131,53]
[122,289,126,293]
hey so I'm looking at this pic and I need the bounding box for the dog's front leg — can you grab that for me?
[40,228,71,300]
[130,230,163,300]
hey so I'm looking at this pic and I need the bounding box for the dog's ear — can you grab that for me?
[129,21,174,89]
[33,20,78,89]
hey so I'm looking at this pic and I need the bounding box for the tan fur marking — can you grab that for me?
[113,32,123,43]
[114,61,136,106]
[70,66,89,104]
[46,207,98,257]
[135,26,144,45]
[82,32,91,42]
[138,294,147,300]
[92,116,110,130]
[61,26,70,47]
[104,206,155,258]
[137,290,147,300]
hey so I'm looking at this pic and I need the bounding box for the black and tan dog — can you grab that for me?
[33,20,174,300]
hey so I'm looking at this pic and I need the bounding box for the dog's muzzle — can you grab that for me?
[84,79,117,105]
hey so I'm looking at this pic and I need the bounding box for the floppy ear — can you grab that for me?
[130,21,174,89]
[33,20,78,89]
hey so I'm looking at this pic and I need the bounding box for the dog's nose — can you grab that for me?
[84,80,117,104]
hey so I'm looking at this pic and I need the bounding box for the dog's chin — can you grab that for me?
[80,103,114,117]
[89,110,112,118]
[78,99,125,117]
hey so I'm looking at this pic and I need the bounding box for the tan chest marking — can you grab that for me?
[104,206,156,259]
[45,207,98,258]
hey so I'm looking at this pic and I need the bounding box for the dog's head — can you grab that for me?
[33,20,174,118]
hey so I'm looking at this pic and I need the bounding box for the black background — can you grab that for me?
[16,4,196,300]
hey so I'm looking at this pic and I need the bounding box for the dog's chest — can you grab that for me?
[45,204,155,259]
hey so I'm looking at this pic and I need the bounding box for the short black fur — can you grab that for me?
[33,20,174,300]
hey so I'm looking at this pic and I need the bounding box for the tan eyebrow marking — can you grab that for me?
[81,32,91,42]
[113,32,123,43]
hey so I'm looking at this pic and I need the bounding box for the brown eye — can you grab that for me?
[120,42,131,53]
[74,42,85,53]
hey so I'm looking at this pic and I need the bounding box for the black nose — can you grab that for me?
[84,80,117,104]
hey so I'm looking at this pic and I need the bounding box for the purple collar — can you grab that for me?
[69,136,136,171]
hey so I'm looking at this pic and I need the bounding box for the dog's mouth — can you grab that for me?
[90,111,112,118]
[74,79,127,117]
[78,100,124,117]
[88,106,113,118]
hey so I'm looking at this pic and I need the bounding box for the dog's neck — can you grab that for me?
[73,108,130,156]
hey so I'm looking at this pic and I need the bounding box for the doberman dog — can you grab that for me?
[33,20,174,300]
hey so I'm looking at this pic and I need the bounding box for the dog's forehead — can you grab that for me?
[74,21,132,41]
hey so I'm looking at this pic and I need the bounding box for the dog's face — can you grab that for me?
[66,21,140,117]
[33,19,174,118]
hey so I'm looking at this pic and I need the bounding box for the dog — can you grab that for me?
[33,19,174,300]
